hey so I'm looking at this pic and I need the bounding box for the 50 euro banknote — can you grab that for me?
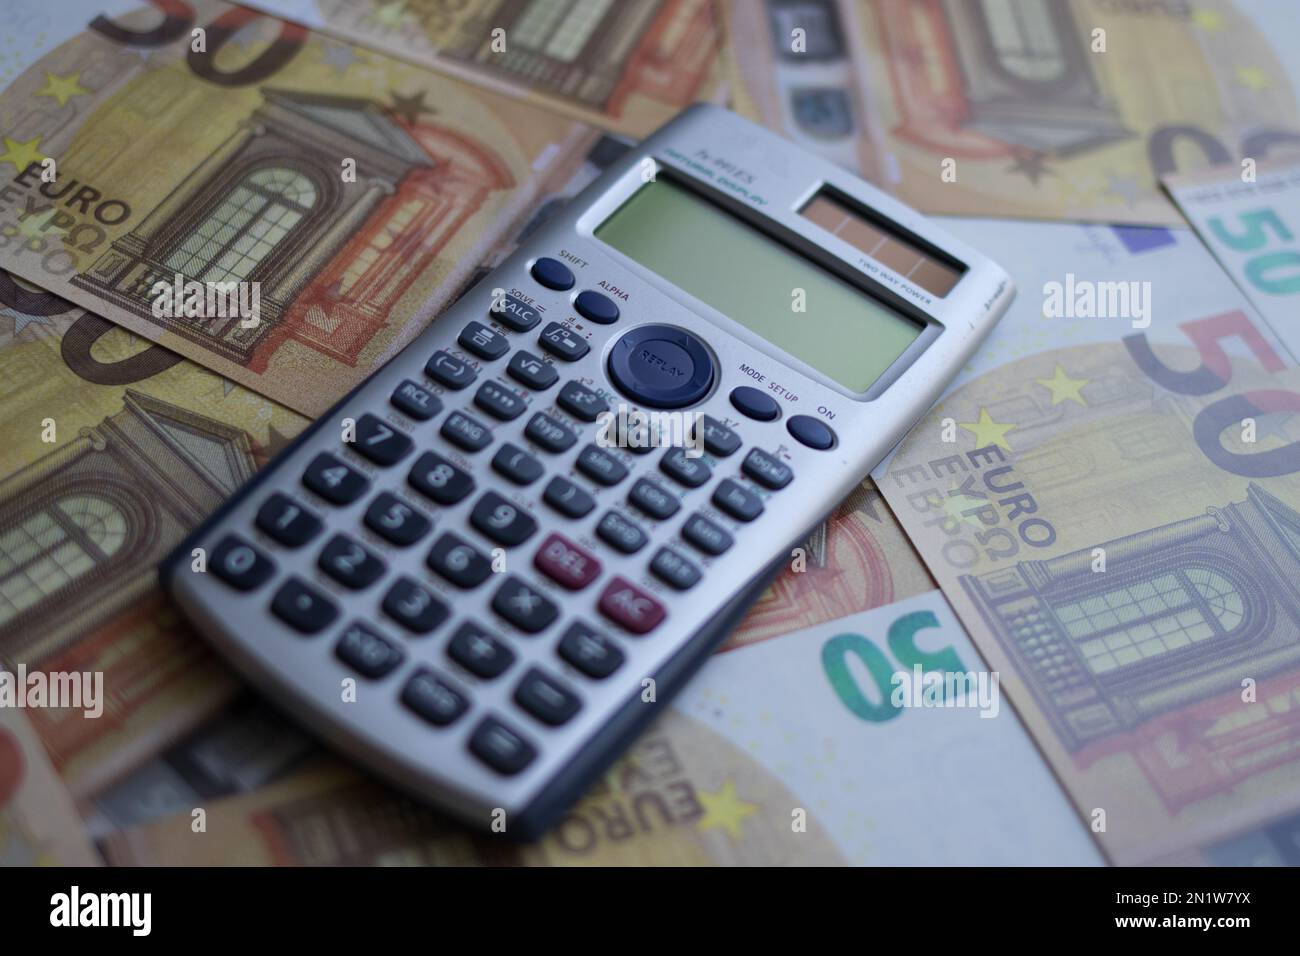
[878,217,1300,864]
[0,0,596,416]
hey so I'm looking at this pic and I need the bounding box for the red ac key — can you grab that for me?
[597,576,666,635]
[533,533,602,591]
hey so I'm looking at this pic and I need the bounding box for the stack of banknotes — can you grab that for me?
[3,0,1299,866]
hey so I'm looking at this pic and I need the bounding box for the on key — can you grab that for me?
[349,414,412,466]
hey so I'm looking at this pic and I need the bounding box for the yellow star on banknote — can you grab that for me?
[0,135,44,174]
[696,780,758,841]
[1035,364,1089,406]
[35,71,89,107]
[1236,66,1271,91]
[959,408,1016,451]
[1191,9,1225,32]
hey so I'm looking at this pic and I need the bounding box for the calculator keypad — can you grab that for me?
[182,240,820,824]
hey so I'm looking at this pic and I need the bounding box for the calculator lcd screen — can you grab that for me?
[594,177,923,392]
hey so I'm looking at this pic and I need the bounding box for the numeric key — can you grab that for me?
[470,491,537,547]
[427,533,492,588]
[408,451,474,505]
[318,534,385,590]
[364,492,431,546]
[381,576,449,634]
[303,452,369,505]
[210,535,275,590]
[349,414,412,466]
[255,494,322,548]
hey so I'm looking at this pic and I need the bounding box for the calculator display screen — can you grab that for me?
[595,177,923,392]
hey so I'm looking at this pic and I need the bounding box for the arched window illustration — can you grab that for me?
[0,494,129,625]
[978,0,1067,84]
[165,167,318,283]
[1052,568,1248,677]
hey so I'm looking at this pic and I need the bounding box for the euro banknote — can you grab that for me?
[1165,159,1300,360]
[878,217,1300,863]
[0,0,596,415]
[100,592,1101,864]
[0,268,305,795]
[245,0,726,138]
[726,0,1300,225]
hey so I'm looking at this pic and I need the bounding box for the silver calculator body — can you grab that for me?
[163,104,1014,838]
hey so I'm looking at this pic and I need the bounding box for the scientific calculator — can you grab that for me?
[163,104,1014,838]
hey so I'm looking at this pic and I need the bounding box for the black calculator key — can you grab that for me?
[596,510,648,554]
[650,547,701,590]
[787,414,835,450]
[576,444,627,486]
[425,350,476,390]
[381,576,449,634]
[742,448,794,490]
[557,622,624,679]
[729,385,780,421]
[402,670,468,727]
[556,380,608,422]
[447,621,516,679]
[701,415,741,457]
[491,576,558,633]
[543,476,595,519]
[713,479,764,522]
[255,494,322,548]
[491,292,542,331]
[530,256,574,290]
[507,350,558,390]
[682,513,733,555]
[659,447,711,488]
[350,414,412,466]
[408,451,474,505]
[318,534,385,590]
[573,289,619,324]
[458,321,509,360]
[538,322,589,361]
[627,478,679,520]
[514,667,582,726]
[303,452,369,505]
[335,621,404,679]
[210,534,275,590]
[427,533,493,589]
[364,492,431,546]
[390,379,443,421]
[470,491,538,547]
[474,380,527,421]
[441,410,493,452]
[271,577,338,634]
[469,715,536,776]
[492,443,544,486]
[524,411,576,453]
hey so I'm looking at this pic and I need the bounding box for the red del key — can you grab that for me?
[533,533,602,591]
[597,577,666,634]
